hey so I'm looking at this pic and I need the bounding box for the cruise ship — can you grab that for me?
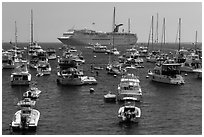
[58,7,138,46]
[57,29,138,46]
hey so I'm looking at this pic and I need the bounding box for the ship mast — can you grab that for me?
[178,18,181,50]
[155,13,159,43]
[112,7,115,49]
[147,16,153,51]
[15,21,17,48]
[31,9,34,45]
[128,18,130,45]
[151,16,154,50]
[161,17,165,51]
[195,30,198,50]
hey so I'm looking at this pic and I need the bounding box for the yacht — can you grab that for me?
[2,51,15,69]
[148,62,185,85]
[46,48,57,60]
[57,67,84,85]
[11,102,40,131]
[23,86,42,100]
[117,73,142,102]
[118,97,141,123]
[11,60,31,86]
[37,61,51,76]
[180,52,202,73]
[93,43,107,53]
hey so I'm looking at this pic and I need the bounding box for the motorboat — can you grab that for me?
[117,73,142,102]
[193,68,202,78]
[93,66,103,70]
[180,53,202,73]
[17,98,36,108]
[93,43,107,53]
[81,76,97,85]
[23,87,42,100]
[11,106,40,131]
[148,61,185,85]
[104,91,116,102]
[10,61,31,86]
[106,61,126,75]
[2,51,15,69]
[118,97,141,122]
[37,61,51,76]
[46,48,57,60]
[57,67,84,85]
[109,48,120,55]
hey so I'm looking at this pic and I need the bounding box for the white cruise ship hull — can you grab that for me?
[58,30,138,46]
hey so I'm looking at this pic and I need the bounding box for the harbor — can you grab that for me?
[2,2,202,135]
[2,42,202,135]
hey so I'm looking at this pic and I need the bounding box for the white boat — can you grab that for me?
[117,73,142,102]
[138,46,148,57]
[10,61,31,86]
[118,97,141,123]
[81,76,97,85]
[148,62,185,85]
[2,52,15,69]
[46,48,57,60]
[37,61,51,76]
[106,61,126,75]
[193,68,202,78]
[93,43,107,53]
[109,48,120,55]
[57,68,84,85]
[11,107,40,131]
[17,98,36,108]
[104,91,116,102]
[180,53,201,73]
[23,87,42,99]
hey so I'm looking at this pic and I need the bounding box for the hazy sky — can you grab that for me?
[2,2,202,43]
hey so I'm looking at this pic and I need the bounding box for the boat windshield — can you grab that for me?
[162,64,181,76]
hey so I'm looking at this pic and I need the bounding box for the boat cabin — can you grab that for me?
[154,64,181,76]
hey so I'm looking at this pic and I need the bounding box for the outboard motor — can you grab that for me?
[21,115,28,129]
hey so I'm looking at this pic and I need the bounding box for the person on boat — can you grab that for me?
[28,91,32,98]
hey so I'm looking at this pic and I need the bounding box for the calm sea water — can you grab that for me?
[2,42,202,135]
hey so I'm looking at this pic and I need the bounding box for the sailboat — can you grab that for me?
[106,7,126,75]
[10,21,31,86]
[28,9,43,69]
[109,7,120,55]
[175,18,187,63]
[146,16,160,63]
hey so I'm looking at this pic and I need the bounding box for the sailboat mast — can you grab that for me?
[112,7,115,48]
[31,9,34,45]
[151,16,154,50]
[156,13,159,43]
[195,30,198,49]
[128,18,130,33]
[15,21,17,48]
[161,17,165,51]
[178,18,181,50]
